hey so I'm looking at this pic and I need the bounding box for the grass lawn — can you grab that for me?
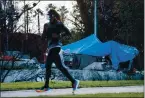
[29,93,144,98]
[1,80,144,91]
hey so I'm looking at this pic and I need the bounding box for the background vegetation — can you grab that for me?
[0,0,144,69]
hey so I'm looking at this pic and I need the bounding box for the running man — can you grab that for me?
[37,9,79,92]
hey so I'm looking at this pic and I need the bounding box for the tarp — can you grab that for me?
[62,34,139,70]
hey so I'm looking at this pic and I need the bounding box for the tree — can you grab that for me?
[75,0,143,45]
[0,0,19,51]
[58,6,68,24]
[46,3,56,11]
[0,0,41,82]
[75,0,144,69]
[114,0,144,70]
[75,0,94,36]
[67,3,85,42]
[33,8,44,35]
[0,0,40,52]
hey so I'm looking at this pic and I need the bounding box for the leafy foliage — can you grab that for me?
[75,0,144,69]
[69,3,85,42]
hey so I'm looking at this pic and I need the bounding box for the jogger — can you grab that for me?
[37,9,79,92]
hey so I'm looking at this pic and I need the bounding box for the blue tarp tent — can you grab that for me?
[62,34,139,70]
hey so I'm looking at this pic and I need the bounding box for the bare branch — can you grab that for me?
[16,0,40,20]
[66,18,82,29]
[70,12,83,24]
[13,24,23,33]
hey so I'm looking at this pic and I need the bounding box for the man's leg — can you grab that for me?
[36,51,53,92]
[53,48,75,84]
[43,50,53,88]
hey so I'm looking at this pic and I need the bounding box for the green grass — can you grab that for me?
[1,80,144,91]
[30,93,144,98]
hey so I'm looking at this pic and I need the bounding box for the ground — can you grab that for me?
[1,86,143,97]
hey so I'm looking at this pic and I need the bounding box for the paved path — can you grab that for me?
[1,86,144,97]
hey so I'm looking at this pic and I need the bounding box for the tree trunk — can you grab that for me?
[38,13,40,35]
[76,0,93,36]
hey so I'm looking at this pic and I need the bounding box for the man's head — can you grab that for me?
[47,9,60,23]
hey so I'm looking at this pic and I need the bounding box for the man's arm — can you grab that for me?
[41,23,48,41]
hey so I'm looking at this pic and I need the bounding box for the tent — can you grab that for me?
[62,34,139,70]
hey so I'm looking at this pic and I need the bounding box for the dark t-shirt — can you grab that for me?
[42,22,71,48]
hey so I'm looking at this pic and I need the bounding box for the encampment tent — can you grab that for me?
[62,34,139,70]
